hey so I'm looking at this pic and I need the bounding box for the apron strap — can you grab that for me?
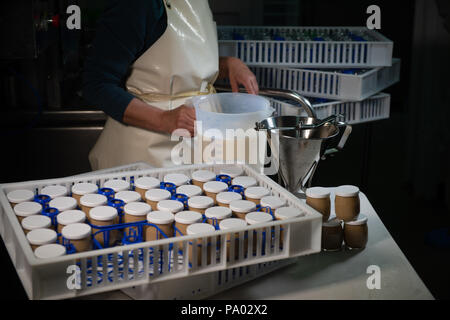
[132,83,216,104]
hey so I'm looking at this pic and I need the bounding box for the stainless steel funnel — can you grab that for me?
[257,116,351,193]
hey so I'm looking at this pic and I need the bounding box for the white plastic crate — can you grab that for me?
[74,164,298,300]
[270,93,391,125]
[252,59,400,101]
[218,26,393,68]
[0,164,322,300]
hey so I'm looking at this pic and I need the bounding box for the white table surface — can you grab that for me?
[83,189,433,300]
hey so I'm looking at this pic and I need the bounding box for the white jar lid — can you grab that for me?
[61,223,92,240]
[260,196,286,209]
[306,187,331,199]
[134,176,160,190]
[22,215,52,230]
[219,218,248,230]
[192,170,216,182]
[323,218,342,227]
[34,243,66,259]
[335,185,360,197]
[187,223,216,235]
[220,166,244,178]
[205,206,232,220]
[203,181,228,193]
[71,183,98,196]
[229,200,256,213]
[41,185,68,199]
[49,197,77,212]
[124,202,152,216]
[245,186,271,200]
[57,210,86,225]
[344,214,368,226]
[104,179,130,192]
[26,228,57,245]
[157,200,184,213]
[163,173,190,186]
[145,189,172,202]
[176,185,202,198]
[89,206,118,221]
[216,191,242,204]
[7,189,34,203]
[188,196,214,209]
[14,201,42,217]
[147,210,175,224]
[80,194,107,207]
[274,207,305,220]
[232,176,257,188]
[245,212,273,225]
[175,211,203,225]
[115,191,141,204]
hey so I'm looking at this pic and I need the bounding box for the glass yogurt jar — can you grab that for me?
[203,181,228,204]
[306,187,331,222]
[335,185,360,222]
[187,196,214,214]
[7,189,34,208]
[134,176,160,200]
[191,170,216,189]
[244,186,271,206]
[71,183,98,206]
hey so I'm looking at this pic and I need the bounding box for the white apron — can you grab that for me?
[89,0,219,170]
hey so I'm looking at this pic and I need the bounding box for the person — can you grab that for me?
[83,0,259,170]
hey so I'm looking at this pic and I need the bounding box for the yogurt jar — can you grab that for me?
[114,191,142,204]
[21,215,52,235]
[7,189,34,208]
[61,223,92,253]
[124,202,152,240]
[71,183,98,206]
[219,218,248,260]
[232,176,257,189]
[203,181,228,204]
[186,223,216,266]
[274,206,305,249]
[335,185,360,222]
[134,176,160,200]
[26,228,57,251]
[229,200,257,220]
[344,215,368,250]
[80,194,108,218]
[104,179,130,192]
[163,173,190,187]
[187,196,214,214]
[177,184,203,198]
[245,211,273,254]
[146,210,175,241]
[14,201,42,223]
[145,189,172,210]
[220,166,244,178]
[34,243,66,259]
[260,196,286,214]
[205,206,232,227]
[157,200,184,214]
[216,191,242,207]
[89,206,118,247]
[49,197,77,213]
[322,218,344,252]
[56,210,86,234]
[306,187,331,222]
[41,185,68,199]
[191,170,216,189]
[244,186,271,205]
[174,211,203,237]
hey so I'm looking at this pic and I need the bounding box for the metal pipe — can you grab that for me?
[215,85,317,118]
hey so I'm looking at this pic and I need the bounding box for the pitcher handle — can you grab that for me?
[323,122,352,157]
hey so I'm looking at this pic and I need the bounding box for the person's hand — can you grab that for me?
[161,105,196,137]
[224,57,259,95]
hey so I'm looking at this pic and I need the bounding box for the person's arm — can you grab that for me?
[83,0,173,131]
[218,56,259,95]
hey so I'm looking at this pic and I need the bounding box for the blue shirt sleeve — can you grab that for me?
[82,0,166,123]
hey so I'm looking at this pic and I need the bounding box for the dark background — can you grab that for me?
[1,0,449,299]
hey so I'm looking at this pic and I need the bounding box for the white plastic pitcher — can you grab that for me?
[189,93,274,135]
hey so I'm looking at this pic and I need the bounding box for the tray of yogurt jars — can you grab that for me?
[251,58,400,101]
[0,164,322,300]
[218,26,393,68]
[270,92,391,125]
